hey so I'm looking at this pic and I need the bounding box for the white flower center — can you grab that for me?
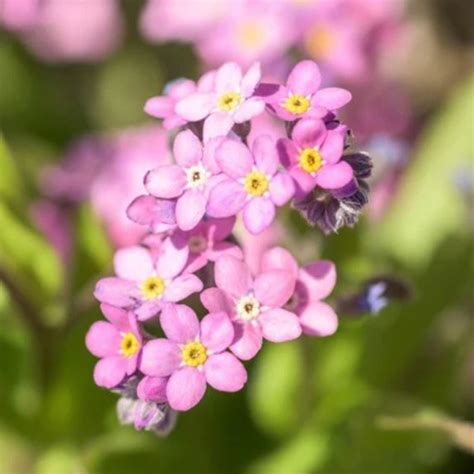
[236,295,261,321]
[185,162,209,189]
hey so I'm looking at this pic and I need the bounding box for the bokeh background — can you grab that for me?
[0,0,473,473]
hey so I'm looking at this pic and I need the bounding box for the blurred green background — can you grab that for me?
[0,1,473,473]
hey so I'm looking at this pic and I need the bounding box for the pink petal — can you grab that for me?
[164,274,203,302]
[209,216,236,241]
[156,235,189,279]
[259,308,302,342]
[137,376,168,403]
[292,118,327,149]
[176,190,206,231]
[94,277,137,307]
[144,96,174,118]
[269,172,295,206]
[126,195,160,226]
[287,60,321,96]
[175,92,215,121]
[160,303,200,344]
[173,129,202,167]
[86,321,120,358]
[145,165,186,199]
[215,139,253,179]
[208,241,243,262]
[140,339,181,377]
[206,179,247,218]
[261,247,299,277]
[240,62,261,97]
[200,312,234,353]
[215,62,242,94]
[298,301,338,337]
[204,353,247,392]
[200,287,233,313]
[166,367,207,411]
[135,300,163,321]
[254,269,295,307]
[243,197,275,235]
[277,138,299,168]
[202,136,225,173]
[290,167,317,195]
[252,135,278,176]
[114,246,154,281]
[214,255,253,299]
[229,322,263,361]
[93,356,127,389]
[316,161,354,189]
[299,260,336,301]
[320,129,345,164]
[312,87,352,110]
[203,112,234,142]
[100,303,130,331]
[233,98,265,123]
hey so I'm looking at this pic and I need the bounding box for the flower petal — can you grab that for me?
[144,96,173,118]
[229,323,263,360]
[175,92,215,121]
[259,308,302,342]
[292,118,327,149]
[207,179,247,218]
[145,165,186,199]
[312,87,352,110]
[93,356,127,389]
[114,246,154,281]
[94,277,137,307]
[316,161,354,189]
[320,128,346,164]
[164,274,203,302]
[214,255,253,299]
[173,129,203,167]
[252,135,278,176]
[200,287,233,313]
[233,98,265,123]
[135,299,163,321]
[254,269,295,307]
[203,112,234,142]
[215,62,242,94]
[100,303,130,331]
[86,321,120,358]
[243,197,275,235]
[140,339,181,377]
[204,353,247,392]
[160,303,200,344]
[166,367,207,411]
[156,235,189,279]
[277,138,299,168]
[287,60,321,95]
[269,172,295,206]
[137,376,168,403]
[261,247,299,277]
[215,139,253,179]
[299,260,336,301]
[298,301,338,336]
[176,190,207,231]
[200,311,234,353]
[240,62,261,97]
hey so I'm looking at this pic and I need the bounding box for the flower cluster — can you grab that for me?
[87,60,370,431]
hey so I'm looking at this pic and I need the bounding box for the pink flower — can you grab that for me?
[277,118,353,195]
[259,60,352,121]
[85,304,142,389]
[201,255,301,360]
[261,247,338,336]
[207,136,295,234]
[94,238,203,321]
[140,304,247,411]
[175,62,265,138]
[145,130,224,231]
[177,217,243,274]
[126,195,178,234]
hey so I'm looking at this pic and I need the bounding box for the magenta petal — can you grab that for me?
[230,323,263,361]
[277,138,299,168]
[140,339,181,377]
[166,367,207,411]
[207,179,247,218]
[200,288,233,313]
[214,255,252,299]
[93,356,127,389]
[254,269,295,307]
[261,247,299,277]
[292,118,327,149]
[200,311,234,353]
[209,216,236,241]
[312,87,352,110]
[114,246,154,281]
[216,139,253,179]
[259,308,302,342]
[173,129,203,167]
[164,274,203,302]
[176,190,206,231]
[137,375,168,403]
[203,112,234,142]
[175,92,215,121]
[86,321,120,358]
[299,301,338,336]
[252,135,278,176]
[94,277,137,307]
[299,260,336,301]
[233,98,265,123]
[243,197,275,235]
[316,161,354,189]
[269,172,295,206]
[287,60,321,95]
[156,235,189,279]
[320,129,345,164]
[160,303,200,344]
[144,96,173,118]
[204,353,247,392]
[145,165,186,199]
[100,303,129,330]
[290,167,317,195]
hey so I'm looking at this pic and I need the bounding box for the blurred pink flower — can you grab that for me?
[0,0,39,31]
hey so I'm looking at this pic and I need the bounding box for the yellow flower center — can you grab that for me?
[299,148,323,173]
[141,276,165,300]
[218,92,241,112]
[181,341,208,367]
[305,26,334,60]
[244,171,269,196]
[120,332,140,358]
[237,21,264,48]
[283,94,310,115]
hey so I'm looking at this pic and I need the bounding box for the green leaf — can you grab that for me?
[0,135,23,204]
